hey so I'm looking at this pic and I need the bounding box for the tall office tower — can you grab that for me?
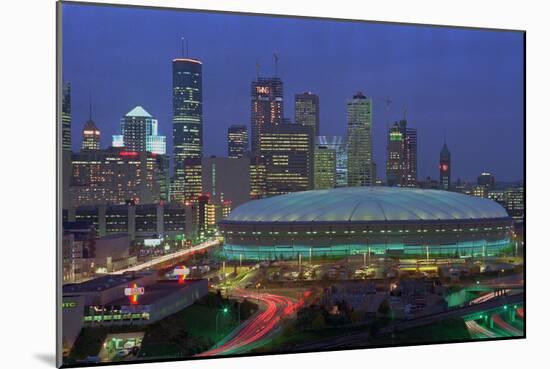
[62,82,72,152]
[260,123,314,196]
[314,145,336,189]
[316,136,348,187]
[61,82,72,209]
[183,158,202,203]
[251,77,283,156]
[172,57,203,202]
[155,154,171,202]
[113,106,166,155]
[404,126,417,186]
[346,92,373,187]
[386,123,404,186]
[386,120,417,187]
[196,194,209,241]
[81,113,100,151]
[477,172,495,190]
[249,156,267,199]
[504,187,524,220]
[227,124,248,158]
[295,92,320,137]
[439,140,451,190]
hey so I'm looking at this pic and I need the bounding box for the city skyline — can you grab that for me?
[58,3,525,365]
[63,5,524,183]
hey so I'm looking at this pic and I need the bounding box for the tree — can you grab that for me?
[378,299,391,317]
[312,313,326,331]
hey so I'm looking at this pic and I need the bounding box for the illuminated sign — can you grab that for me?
[440,164,449,171]
[124,284,145,305]
[174,266,190,284]
[256,86,270,94]
[144,238,162,247]
[119,151,139,157]
[83,130,100,135]
[62,301,77,309]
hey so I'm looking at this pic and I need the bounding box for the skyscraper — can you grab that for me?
[477,172,495,190]
[316,136,348,187]
[439,140,451,190]
[347,92,373,187]
[260,123,314,195]
[113,106,166,155]
[172,57,203,202]
[249,156,267,199]
[404,127,417,186]
[227,125,248,159]
[386,123,404,187]
[62,82,72,152]
[314,145,336,189]
[251,77,283,156]
[61,82,72,209]
[386,120,417,187]
[295,92,320,137]
[81,120,100,151]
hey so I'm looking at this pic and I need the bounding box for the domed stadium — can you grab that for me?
[218,187,513,260]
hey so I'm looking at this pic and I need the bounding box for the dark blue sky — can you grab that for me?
[62,3,524,182]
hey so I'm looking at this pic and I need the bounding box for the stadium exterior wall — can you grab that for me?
[218,188,514,260]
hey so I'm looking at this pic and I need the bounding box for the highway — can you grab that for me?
[289,292,524,351]
[491,313,523,336]
[465,320,497,338]
[112,239,219,274]
[197,289,306,356]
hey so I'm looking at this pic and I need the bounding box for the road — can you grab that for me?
[197,289,306,356]
[112,239,219,274]
[491,313,523,336]
[465,320,497,338]
[289,293,524,351]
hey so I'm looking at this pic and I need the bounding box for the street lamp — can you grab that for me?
[215,307,229,340]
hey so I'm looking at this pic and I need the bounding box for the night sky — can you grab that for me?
[62,3,524,182]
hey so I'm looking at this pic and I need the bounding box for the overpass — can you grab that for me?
[112,239,220,274]
[288,292,523,351]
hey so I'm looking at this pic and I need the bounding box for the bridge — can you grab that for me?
[288,292,523,351]
[112,239,220,274]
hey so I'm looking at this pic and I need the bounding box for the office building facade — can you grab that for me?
[386,120,417,187]
[295,92,320,137]
[439,140,451,190]
[172,58,203,202]
[314,145,336,189]
[316,136,348,187]
[202,156,250,208]
[69,148,164,207]
[347,92,373,186]
[112,106,166,155]
[260,123,314,195]
[227,124,248,159]
[251,77,284,156]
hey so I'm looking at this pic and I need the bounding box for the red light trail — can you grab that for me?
[197,290,308,356]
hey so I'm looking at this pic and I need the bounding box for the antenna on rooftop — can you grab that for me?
[256,59,261,81]
[181,37,185,57]
[89,91,93,121]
